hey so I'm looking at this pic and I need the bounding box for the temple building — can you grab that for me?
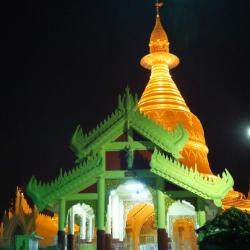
[25,5,234,250]
[1,3,250,250]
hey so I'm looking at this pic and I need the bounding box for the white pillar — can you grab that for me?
[111,194,120,239]
[87,215,94,242]
[69,208,75,235]
[119,199,124,241]
[80,212,86,240]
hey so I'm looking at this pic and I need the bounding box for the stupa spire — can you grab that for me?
[139,1,189,113]
[138,2,213,175]
[155,0,162,15]
[150,1,169,54]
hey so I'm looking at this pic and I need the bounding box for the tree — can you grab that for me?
[197,207,250,249]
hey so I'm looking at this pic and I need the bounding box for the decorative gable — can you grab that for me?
[70,87,188,161]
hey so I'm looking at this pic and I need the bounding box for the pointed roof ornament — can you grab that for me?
[155,0,163,15]
[150,1,169,53]
[140,1,179,70]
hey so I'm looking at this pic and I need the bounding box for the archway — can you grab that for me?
[108,180,155,250]
[173,218,197,250]
[167,200,198,250]
[139,208,157,248]
[66,203,95,250]
[126,203,156,250]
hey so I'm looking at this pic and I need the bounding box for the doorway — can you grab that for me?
[172,218,197,250]
[108,180,156,250]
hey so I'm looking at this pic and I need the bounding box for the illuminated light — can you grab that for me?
[125,183,144,190]
[247,127,250,138]
[138,62,190,112]
[110,190,116,196]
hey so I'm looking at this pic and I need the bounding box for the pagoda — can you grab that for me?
[23,2,235,250]
[138,3,211,175]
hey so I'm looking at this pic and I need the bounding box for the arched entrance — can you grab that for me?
[167,200,198,250]
[126,203,156,250]
[139,209,157,248]
[66,203,95,250]
[107,180,156,250]
[172,218,197,250]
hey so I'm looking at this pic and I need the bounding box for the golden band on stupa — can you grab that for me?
[138,5,212,175]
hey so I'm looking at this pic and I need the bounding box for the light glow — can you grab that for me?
[247,127,250,138]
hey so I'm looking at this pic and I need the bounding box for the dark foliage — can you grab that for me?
[197,207,250,248]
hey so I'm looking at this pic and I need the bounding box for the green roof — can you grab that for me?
[150,149,234,207]
[26,88,233,210]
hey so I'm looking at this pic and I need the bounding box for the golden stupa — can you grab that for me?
[138,4,212,174]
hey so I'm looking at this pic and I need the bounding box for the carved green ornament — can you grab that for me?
[27,154,104,211]
[150,149,234,207]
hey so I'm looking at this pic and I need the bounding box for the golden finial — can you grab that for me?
[155,0,164,16]
[141,0,179,69]
[149,1,169,54]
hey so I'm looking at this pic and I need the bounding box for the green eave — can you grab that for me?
[26,153,104,211]
[150,149,234,207]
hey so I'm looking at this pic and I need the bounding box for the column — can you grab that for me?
[58,198,66,250]
[156,178,168,250]
[118,199,124,241]
[79,212,86,243]
[97,176,105,250]
[87,216,93,242]
[197,198,206,227]
[67,208,74,250]
[111,194,120,240]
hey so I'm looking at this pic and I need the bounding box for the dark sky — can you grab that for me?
[0,0,250,216]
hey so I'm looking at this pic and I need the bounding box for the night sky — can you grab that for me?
[1,0,250,217]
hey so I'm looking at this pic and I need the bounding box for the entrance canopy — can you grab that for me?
[26,88,233,213]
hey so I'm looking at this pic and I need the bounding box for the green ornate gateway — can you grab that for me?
[27,88,233,250]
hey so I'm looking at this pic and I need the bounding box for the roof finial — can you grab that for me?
[155,0,164,16]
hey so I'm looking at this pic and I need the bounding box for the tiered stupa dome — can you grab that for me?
[138,6,212,175]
